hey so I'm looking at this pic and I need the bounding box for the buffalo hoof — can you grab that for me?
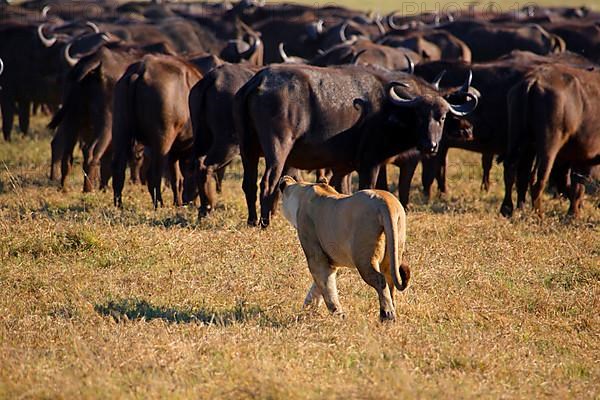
[500,204,513,218]
[259,218,270,229]
[198,206,212,219]
[380,309,396,322]
[247,218,258,227]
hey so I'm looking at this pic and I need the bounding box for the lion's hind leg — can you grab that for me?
[306,253,344,317]
[303,282,324,308]
[356,257,396,322]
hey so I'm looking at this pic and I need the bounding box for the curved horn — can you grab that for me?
[278,43,290,63]
[240,36,261,59]
[447,13,455,22]
[63,42,80,67]
[404,54,414,74]
[375,18,386,36]
[316,19,324,34]
[340,22,349,42]
[431,70,446,90]
[41,5,51,18]
[352,49,367,65]
[86,21,100,34]
[387,11,403,30]
[448,92,479,116]
[37,24,57,47]
[459,70,473,93]
[387,82,422,107]
[0,58,4,76]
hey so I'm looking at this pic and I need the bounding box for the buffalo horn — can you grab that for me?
[41,5,51,18]
[86,21,100,33]
[404,54,414,74]
[63,42,80,67]
[431,70,446,90]
[458,70,473,93]
[388,82,422,107]
[278,43,290,63]
[448,92,478,116]
[38,24,57,47]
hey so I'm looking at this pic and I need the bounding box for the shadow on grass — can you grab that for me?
[95,298,264,325]
[148,213,191,229]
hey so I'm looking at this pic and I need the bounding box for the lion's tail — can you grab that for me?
[380,201,410,291]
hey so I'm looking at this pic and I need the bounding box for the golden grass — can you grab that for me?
[0,113,598,399]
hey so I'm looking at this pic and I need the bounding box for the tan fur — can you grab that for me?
[280,176,410,321]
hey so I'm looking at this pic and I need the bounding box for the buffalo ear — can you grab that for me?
[279,175,296,192]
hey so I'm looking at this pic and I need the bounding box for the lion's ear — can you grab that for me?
[279,175,296,191]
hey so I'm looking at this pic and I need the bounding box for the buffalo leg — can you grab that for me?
[435,147,449,195]
[50,128,65,181]
[197,156,216,217]
[568,167,590,218]
[60,129,79,191]
[129,143,144,184]
[481,152,494,191]
[168,158,184,207]
[516,149,535,209]
[330,171,351,194]
[1,99,15,141]
[397,157,419,209]
[198,147,235,217]
[376,165,388,190]
[259,139,292,227]
[240,144,260,226]
[421,157,437,202]
[215,166,226,193]
[17,100,30,135]
[531,152,558,215]
[99,153,112,191]
[147,149,166,209]
[501,157,517,218]
[82,142,96,193]
[358,165,381,191]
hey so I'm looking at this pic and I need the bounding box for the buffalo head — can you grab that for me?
[221,22,263,65]
[386,71,478,155]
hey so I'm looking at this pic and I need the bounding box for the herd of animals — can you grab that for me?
[1,0,600,230]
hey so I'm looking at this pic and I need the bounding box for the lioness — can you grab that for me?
[279,176,410,321]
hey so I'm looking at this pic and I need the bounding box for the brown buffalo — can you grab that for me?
[189,62,260,218]
[112,54,203,208]
[502,64,600,217]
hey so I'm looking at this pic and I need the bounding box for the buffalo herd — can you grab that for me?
[1,0,599,224]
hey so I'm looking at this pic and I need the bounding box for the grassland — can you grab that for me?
[0,103,599,399]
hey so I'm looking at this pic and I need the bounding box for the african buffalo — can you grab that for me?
[378,30,472,62]
[439,21,566,61]
[112,54,203,208]
[49,43,163,191]
[234,64,478,226]
[502,64,600,217]
[189,62,260,218]
[404,51,595,207]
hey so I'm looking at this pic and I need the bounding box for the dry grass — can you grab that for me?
[0,108,598,399]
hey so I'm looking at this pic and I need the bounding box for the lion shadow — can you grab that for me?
[94,298,265,326]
